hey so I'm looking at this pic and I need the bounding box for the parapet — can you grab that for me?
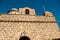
[7,7,35,15]
[18,7,35,15]
[0,7,56,22]
[43,11,53,16]
[7,7,53,17]
[7,8,19,14]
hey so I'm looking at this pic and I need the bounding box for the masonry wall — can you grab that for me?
[0,14,56,22]
[0,14,60,40]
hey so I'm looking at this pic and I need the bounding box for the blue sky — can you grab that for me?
[0,0,60,29]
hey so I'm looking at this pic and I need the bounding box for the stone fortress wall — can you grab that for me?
[0,7,60,40]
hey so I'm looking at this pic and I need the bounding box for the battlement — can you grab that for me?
[0,7,55,22]
[6,7,53,16]
[7,7,35,15]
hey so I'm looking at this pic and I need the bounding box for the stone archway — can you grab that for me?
[19,36,30,40]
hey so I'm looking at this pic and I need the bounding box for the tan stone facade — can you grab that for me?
[0,7,60,40]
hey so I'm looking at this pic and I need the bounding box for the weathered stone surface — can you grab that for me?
[0,14,56,22]
[0,22,59,40]
[0,7,60,40]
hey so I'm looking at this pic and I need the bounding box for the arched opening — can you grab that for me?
[25,9,29,14]
[19,36,30,40]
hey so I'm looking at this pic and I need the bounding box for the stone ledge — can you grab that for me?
[0,21,56,23]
